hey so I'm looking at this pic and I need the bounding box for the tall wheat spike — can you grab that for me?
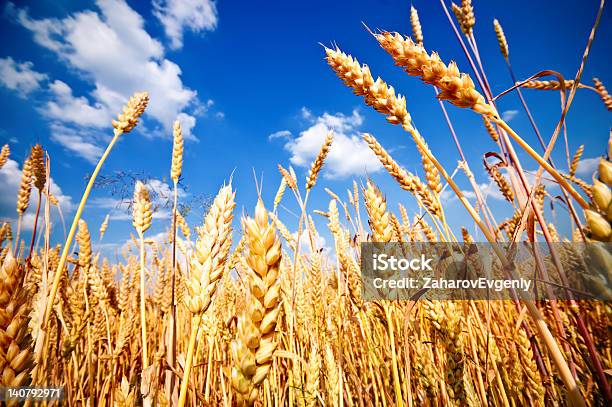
[178,184,235,407]
[231,199,282,405]
[306,131,333,190]
[0,144,9,170]
[493,19,509,58]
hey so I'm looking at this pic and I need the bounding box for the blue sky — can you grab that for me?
[0,0,610,253]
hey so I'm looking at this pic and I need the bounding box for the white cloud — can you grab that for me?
[502,109,519,122]
[49,123,105,164]
[0,159,73,231]
[300,107,313,120]
[91,178,185,222]
[44,80,111,127]
[153,0,218,49]
[275,109,381,179]
[176,112,198,141]
[268,130,292,141]
[0,57,47,97]
[291,230,327,254]
[13,0,200,142]
[575,157,599,177]
[461,182,506,201]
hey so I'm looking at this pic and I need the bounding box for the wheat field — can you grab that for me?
[0,0,611,406]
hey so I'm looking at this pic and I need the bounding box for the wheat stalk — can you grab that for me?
[42,91,148,331]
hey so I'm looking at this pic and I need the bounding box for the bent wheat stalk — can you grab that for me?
[42,91,149,329]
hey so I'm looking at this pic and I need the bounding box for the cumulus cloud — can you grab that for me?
[273,109,381,179]
[0,159,73,231]
[153,0,218,49]
[49,123,105,164]
[11,0,201,150]
[44,80,112,127]
[0,57,47,97]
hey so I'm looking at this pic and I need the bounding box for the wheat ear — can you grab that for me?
[171,120,184,184]
[133,181,152,370]
[493,19,509,59]
[593,77,612,111]
[0,252,31,394]
[178,184,235,407]
[306,131,333,190]
[374,31,492,115]
[0,144,9,170]
[569,145,584,177]
[42,91,148,330]
[410,6,423,45]
[231,199,282,405]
